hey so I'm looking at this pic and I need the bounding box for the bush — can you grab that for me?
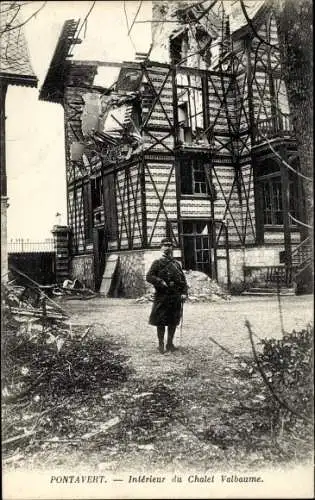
[231,325,314,461]
[259,326,313,421]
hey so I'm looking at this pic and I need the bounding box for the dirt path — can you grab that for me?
[4,295,313,478]
[64,294,313,380]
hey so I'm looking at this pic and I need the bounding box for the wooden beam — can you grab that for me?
[172,65,183,252]
[140,156,148,247]
[71,60,135,68]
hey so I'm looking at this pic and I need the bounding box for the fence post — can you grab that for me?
[51,225,71,284]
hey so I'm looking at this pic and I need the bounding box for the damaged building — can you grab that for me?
[39,1,311,297]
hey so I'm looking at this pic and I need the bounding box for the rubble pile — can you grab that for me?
[1,287,131,462]
[184,270,230,302]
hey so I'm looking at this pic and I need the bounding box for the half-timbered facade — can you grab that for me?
[39,2,310,296]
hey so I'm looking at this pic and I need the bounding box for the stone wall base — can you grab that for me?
[69,245,293,296]
[218,245,288,286]
[118,248,176,298]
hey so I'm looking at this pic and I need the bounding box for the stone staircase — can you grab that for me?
[242,286,296,296]
[291,236,313,293]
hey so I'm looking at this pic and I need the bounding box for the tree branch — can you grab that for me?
[245,319,312,424]
[128,0,142,36]
[0,2,47,37]
[239,0,278,49]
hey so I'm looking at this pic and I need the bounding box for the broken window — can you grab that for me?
[170,30,188,64]
[182,220,212,276]
[176,72,209,146]
[178,102,192,143]
[180,158,211,195]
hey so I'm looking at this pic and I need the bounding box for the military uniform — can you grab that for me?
[146,255,188,327]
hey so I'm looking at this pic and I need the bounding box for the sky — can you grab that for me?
[6,0,152,240]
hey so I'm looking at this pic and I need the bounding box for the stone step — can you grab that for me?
[242,287,296,296]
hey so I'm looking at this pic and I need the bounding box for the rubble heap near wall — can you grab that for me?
[184,270,230,301]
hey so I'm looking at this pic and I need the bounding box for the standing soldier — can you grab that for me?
[146,238,188,354]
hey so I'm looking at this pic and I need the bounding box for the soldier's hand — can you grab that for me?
[181,294,188,302]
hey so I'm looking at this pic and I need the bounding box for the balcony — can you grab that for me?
[254,113,294,145]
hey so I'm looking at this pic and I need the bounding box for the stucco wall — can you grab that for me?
[118,250,146,298]
[70,254,95,290]
[216,245,290,285]
[117,248,183,298]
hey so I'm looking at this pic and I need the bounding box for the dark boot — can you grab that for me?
[157,327,165,354]
[166,326,178,352]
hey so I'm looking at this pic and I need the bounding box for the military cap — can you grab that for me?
[160,237,174,247]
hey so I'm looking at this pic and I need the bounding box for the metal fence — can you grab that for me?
[7,238,55,253]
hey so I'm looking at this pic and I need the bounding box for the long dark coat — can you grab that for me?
[146,256,188,327]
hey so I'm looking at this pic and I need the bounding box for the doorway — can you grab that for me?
[182,220,213,277]
[93,227,108,290]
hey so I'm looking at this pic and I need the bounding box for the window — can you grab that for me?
[261,177,283,225]
[180,158,212,195]
[257,161,298,227]
[176,73,207,146]
[182,220,212,276]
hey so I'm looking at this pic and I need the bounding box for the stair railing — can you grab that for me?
[291,236,312,268]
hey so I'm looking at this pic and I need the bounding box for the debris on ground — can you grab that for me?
[1,295,131,460]
[2,283,312,471]
[3,282,69,322]
[52,279,99,300]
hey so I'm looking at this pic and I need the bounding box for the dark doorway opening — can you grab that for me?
[93,227,108,290]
